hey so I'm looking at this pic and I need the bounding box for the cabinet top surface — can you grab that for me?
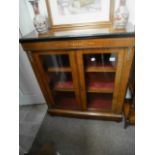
[19,25,135,43]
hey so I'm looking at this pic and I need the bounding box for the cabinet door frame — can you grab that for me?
[76,48,125,113]
[115,47,135,114]
[32,50,82,110]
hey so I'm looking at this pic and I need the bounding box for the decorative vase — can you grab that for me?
[29,0,48,33]
[113,0,129,29]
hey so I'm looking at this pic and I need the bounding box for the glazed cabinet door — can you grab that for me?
[77,48,125,113]
[32,51,81,110]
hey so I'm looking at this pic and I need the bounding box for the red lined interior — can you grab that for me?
[55,81,73,89]
[87,73,115,89]
[54,92,78,110]
[87,93,112,110]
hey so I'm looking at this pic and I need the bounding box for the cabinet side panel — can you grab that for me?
[115,47,135,114]
[26,51,52,107]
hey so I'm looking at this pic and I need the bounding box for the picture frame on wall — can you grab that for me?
[45,0,114,30]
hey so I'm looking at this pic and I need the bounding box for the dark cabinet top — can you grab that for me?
[19,25,135,43]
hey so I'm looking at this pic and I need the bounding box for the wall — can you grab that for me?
[19,0,35,36]
[19,31,45,105]
[19,43,46,105]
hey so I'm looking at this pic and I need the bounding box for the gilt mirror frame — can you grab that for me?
[45,0,114,31]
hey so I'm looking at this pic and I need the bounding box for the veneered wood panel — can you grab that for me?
[32,53,55,106]
[115,47,135,114]
[76,50,87,110]
[48,109,122,121]
[69,52,82,110]
[112,49,125,112]
[21,37,135,51]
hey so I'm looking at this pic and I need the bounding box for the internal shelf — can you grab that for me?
[87,93,112,110]
[48,67,71,72]
[86,73,115,93]
[85,64,116,73]
[87,81,114,93]
[48,72,73,92]
[84,53,117,73]
[54,81,73,92]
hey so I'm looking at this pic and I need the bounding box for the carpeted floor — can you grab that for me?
[28,113,135,155]
[19,104,47,154]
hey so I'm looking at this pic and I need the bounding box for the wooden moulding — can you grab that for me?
[21,37,135,51]
[48,109,122,122]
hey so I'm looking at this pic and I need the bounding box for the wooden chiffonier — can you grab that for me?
[20,27,135,121]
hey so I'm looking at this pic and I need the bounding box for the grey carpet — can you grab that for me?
[19,104,47,153]
[28,114,135,155]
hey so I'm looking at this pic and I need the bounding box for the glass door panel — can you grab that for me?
[84,53,117,111]
[38,53,79,110]
[41,54,70,69]
[77,50,123,112]
[48,72,73,92]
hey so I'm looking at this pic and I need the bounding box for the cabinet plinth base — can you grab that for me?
[48,109,122,122]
